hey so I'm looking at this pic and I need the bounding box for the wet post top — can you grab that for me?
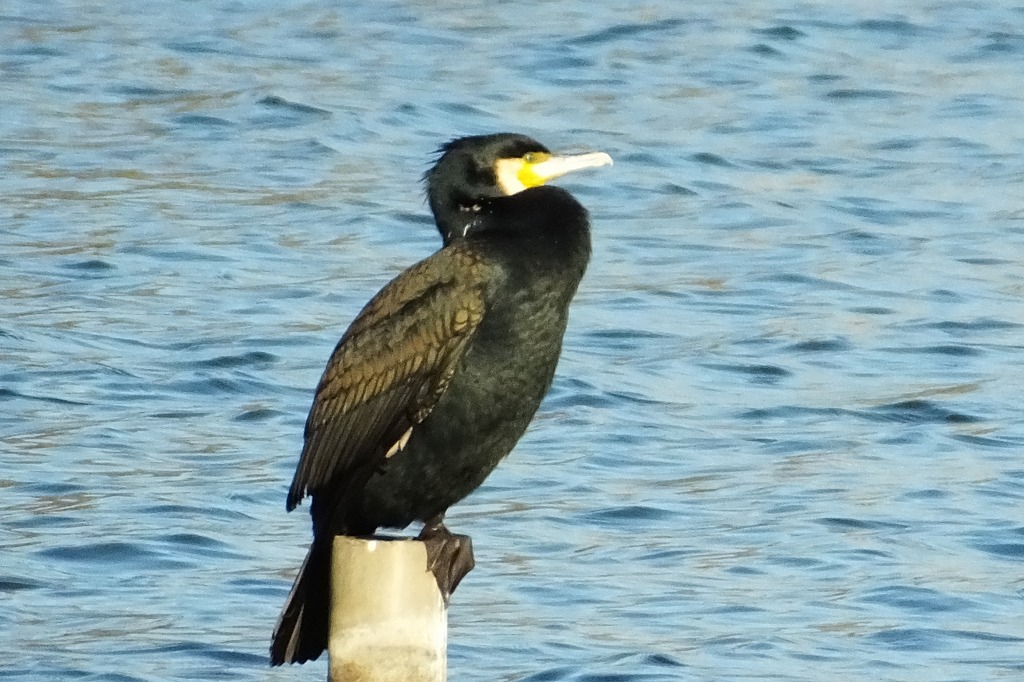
[329,537,447,682]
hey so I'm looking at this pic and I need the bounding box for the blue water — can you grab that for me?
[2,1,1023,680]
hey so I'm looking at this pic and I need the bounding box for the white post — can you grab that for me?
[329,536,447,682]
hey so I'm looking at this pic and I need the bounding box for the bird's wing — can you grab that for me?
[286,248,491,510]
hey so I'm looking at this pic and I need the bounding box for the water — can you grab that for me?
[2,1,1023,680]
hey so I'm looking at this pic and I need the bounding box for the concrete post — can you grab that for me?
[329,536,446,682]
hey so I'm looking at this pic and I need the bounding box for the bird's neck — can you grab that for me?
[431,193,486,245]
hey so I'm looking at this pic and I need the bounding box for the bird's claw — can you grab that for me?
[419,521,475,605]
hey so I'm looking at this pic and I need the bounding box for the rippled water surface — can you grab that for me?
[3,1,1024,680]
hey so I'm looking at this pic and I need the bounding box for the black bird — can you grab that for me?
[270,133,611,666]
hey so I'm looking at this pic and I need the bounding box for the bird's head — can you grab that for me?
[425,133,611,244]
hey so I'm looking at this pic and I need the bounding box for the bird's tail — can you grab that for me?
[270,538,331,665]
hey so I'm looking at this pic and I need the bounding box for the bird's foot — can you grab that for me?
[418,520,474,605]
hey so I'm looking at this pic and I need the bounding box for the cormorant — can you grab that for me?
[270,133,612,666]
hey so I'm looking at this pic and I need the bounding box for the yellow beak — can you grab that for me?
[526,152,614,185]
[497,151,613,195]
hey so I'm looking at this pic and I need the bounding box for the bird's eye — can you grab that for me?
[523,152,537,163]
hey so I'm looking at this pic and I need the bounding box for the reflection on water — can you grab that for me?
[3,1,1024,681]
